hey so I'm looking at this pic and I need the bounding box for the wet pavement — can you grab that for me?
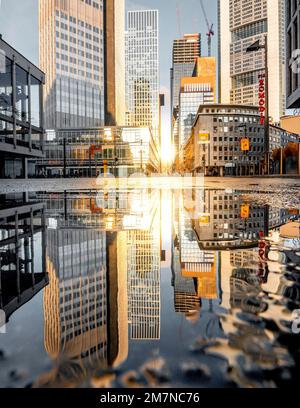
[0,179,300,388]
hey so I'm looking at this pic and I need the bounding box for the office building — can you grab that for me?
[39,0,105,129]
[181,104,300,176]
[286,0,300,108]
[125,10,160,145]
[178,57,216,148]
[171,33,201,113]
[104,0,126,125]
[171,34,201,157]
[218,0,286,123]
[280,115,300,134]
[0,37,45,178]
[37,126,160,177]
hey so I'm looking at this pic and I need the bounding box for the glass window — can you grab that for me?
[30,75,41,128]
[16,65,29,123]
[0,56,13,117]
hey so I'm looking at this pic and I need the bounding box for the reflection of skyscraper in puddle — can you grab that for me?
[228,249,265,313]
[127,206,161,340]
[37,225,128,387]
[172,196,220,319]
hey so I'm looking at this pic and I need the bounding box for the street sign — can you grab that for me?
[199,215,210,224]
[240,204,250,219]
[90,145,102,158]
[241,138,250,151]
[198,133,210,143]
[258,74,266,125]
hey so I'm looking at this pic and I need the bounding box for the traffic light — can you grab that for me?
[241,138,250,152]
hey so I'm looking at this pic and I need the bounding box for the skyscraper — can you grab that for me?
[286,0,300,109]
[39,0,125,130]
[125,10,160,145]
[171,34,201,114]
[39,0,105,129]
[218,0,286,123]
[104,0,126,125]
[170,34,201,157]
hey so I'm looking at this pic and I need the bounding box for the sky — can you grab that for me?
[0,0,218,159]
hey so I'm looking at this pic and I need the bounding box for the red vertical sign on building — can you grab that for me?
[258,74,266,125]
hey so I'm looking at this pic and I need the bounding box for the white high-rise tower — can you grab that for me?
[218,0,286,123]
[125,10,160,144]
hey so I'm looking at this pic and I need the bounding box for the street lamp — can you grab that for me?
[246,35,270,175]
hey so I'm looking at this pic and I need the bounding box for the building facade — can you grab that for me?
[218,0,286,123]
[171,34,201,113]
[170,34,201,157]
[39,0,105,129]
[280,115,300,134]
[125,10,160,145]
[0,37,45,178]
[37,126,160,177]
[286,0,300,108]
[104,0,126,125]
[178,57,216,149]
[181,104,299,176]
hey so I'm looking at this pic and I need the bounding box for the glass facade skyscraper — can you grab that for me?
[170,34,201,157]
[39,0,105,129]
[171,34,201,113]
[218,0,286,123]
[179,82,214,148]
[178,58,216,149]
[125,10,159,145]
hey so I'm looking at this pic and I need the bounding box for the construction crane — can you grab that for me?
[176,1,182,37]
[199,0,215,57]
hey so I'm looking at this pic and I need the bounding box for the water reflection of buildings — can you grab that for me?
[127,210,161,340]
[172,194,221,320]
[193,190,292,250]
[36,226,128,387]
[33,190,161,386]
[0,194,48,325]
[173,189,297,319]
